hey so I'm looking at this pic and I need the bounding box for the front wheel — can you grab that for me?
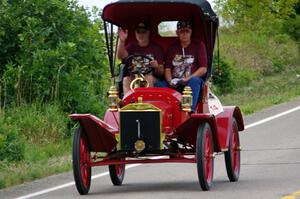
[109,163,125,185]
[73,127,91,195]
[196,123,214,191]
[225,118,241,182]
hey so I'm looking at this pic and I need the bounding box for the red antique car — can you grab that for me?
[70,0,245,195]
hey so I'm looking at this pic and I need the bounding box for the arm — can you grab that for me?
[150,61,164,77]
[183,41,208,82]
[165,47,174,84]
[165,68,172,84]
[183,67,207,82]
[150,44,164,77]
[116,28,129,60]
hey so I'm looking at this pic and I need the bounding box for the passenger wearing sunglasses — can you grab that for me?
[165,20,208,112]
[117,22,164,94]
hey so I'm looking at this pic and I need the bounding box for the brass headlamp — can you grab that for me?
[181,86,193,112]
[108,86,119,111]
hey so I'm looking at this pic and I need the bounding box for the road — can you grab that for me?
[1,97,300,199]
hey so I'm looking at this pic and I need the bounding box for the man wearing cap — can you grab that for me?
[117,22,164,94]
[165,20,208,112]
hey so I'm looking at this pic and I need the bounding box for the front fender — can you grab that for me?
[70,114,118,153]
[175,113,221,152]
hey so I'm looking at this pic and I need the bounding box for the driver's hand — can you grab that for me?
[181,77,190,83]
[149,60,159,68]
[118,28,128,42]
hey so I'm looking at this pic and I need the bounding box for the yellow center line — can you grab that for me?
[293,191,300,196]
[282,189,300,199]
[282,196,296,199]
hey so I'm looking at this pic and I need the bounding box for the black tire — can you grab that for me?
[224,118,240,182]
[72,127,91,195]
[196,123,214,191]
[109,164,125,185]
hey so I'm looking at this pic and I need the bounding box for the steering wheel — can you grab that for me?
[124,54,153,75]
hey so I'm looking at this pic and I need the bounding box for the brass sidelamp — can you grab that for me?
[108,86,119,111]
[182,86,193,112]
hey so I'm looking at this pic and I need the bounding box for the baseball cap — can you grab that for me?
[177,20,192,30]
[135,22,150,31]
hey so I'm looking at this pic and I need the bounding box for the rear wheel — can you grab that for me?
[73,127,91,195]
[225,118,240,182]
[109,163,125,185]
[196,123,214,191]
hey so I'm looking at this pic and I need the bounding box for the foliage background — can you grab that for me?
[0,0,110,113]
[0,0,111,169]
[212,0,300,94]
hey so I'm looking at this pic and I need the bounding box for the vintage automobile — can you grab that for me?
[70,0,245,195]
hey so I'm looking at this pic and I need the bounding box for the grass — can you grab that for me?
[219,67,300,115]
[0,104,72,189]
[4,104,68,144]
[0,139,72,189]
[219,30,299,75]
[216,29,300,114]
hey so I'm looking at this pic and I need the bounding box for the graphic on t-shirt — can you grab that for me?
[129,54,154,74]
[172,54,195,78]
[130,54,154,70]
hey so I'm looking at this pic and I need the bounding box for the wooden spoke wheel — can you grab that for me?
[109,163,126,186]
[196,123,214,191]
[72,127,91,195]
[225,118,241,182]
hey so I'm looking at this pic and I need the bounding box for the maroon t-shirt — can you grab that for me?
[126,42,164,65]
[166,41,207,78]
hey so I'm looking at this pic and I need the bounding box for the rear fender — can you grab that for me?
[215,106,244,151]
[70,114,118,153]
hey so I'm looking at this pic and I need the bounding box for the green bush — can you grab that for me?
[0,117,25,161]
[212,56,234,94]
[211,54,258,94]
[231,66,257,88]
[283,15,300,42]
[272,58,284,73]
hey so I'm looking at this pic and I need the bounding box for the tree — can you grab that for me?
[296,1,300,14]
[214,0,298,33]
[283,15,300,42]
[0,0,109,113]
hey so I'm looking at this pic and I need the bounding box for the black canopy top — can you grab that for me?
[102,0,219,80]
[102,0,218,24]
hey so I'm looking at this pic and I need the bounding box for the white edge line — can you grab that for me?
[245,106,300,129]
[15,182,75,199]
[16,105,300,199]
[16,164,141,199]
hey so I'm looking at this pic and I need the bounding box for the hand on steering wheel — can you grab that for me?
[124,54,153,75]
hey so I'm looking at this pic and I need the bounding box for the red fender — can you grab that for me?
[70,114,118,153]
[175,113,221,152]
[215,106,244,151]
